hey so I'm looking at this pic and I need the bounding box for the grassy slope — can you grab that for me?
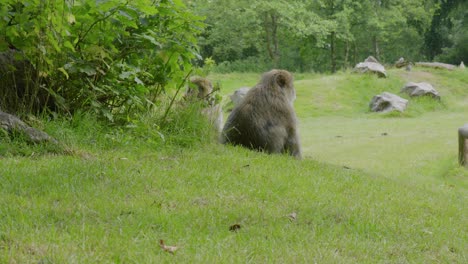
[294,69,468,187]
[1,146,466,263]
[0,68,467,263]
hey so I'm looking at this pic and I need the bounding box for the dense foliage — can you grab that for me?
[425,0,468,63]
[188,0,467,73]
[0,0,203,120]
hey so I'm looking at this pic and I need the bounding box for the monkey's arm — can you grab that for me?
[286,129,302,159]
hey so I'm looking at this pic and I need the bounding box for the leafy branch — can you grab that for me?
[74,2,128,50]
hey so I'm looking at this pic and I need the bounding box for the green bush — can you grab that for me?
[0,0,203,122]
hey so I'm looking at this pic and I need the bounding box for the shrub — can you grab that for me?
[0,0,203,122]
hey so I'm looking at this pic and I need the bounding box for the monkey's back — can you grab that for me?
[221,84,297,154]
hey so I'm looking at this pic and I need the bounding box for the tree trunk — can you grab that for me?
[271,13,279,67]
[459,125,468,167]
[372,35,380,61]
[344,40,350,69]
[264,12,280,68]
[353,42,358,66]
[330,31,336,73]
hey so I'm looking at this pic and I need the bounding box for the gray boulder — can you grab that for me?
[364,56,379,63]
[401,82,440,99]
[369,92,408,113]
[395,57,407,68]
[354,56,387,78]
[229,87,250,107]
[0,111,57,143]
[460,61,465,69]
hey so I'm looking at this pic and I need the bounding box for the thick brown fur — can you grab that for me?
[221,69,301,158]
[185,76,213,100]
[184,76,223,132]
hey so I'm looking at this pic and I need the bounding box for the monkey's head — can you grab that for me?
[261,69,296,103]
[185,76,213,100]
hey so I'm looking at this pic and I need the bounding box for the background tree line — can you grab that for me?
[0,0,466,120]
[187,0,468,73]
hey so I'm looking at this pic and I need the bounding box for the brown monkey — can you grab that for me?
[184,76,223,132]
[221,69,301,158]
[184,76,213,100]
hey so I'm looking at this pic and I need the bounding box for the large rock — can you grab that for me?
[401,82,440,99]
[0,111,57,143]
[369,92,408,113]
[460,61,465,69]
[395,57,408,68]
[354,56,387,78]
[229,87,250,107]
[364,56,379,63]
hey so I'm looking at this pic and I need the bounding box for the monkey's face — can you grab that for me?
[183,85,197,99]
[184,83,209,100]
[282,84,296,107]
[288,87,296,104]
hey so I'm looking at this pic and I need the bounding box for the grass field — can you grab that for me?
[1,67,467,263]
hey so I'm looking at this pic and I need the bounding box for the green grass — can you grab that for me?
[1,145,466,263]
[0,67,467,263]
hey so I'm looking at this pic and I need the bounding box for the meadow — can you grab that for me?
[0,67,467,263]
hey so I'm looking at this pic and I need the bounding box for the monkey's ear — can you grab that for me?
[276,72,288,88]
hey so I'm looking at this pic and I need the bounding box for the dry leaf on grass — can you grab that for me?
[286,212,297,221]
[159,239,178,254]
[229,224,241,232]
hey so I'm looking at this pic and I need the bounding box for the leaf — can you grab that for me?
[63,41,75,52]
[57,67,69,79]
[67,13,76,24]
[103,110,114,122]
[136,33,162,48]
[119,71,132,80]
[133,3,158,15]
[286,212,297,222]
[78,66,96,76]
[134,76,143,85]
[118,10,134,20]
[159,239,178,254]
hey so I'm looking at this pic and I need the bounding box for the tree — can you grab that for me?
[306,0,354,72]
[191,0,332,70]
[426,0,468,63]
[347,0,434,63]
[191,0,437,73]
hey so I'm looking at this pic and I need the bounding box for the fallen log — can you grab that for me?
[415,62,456,70]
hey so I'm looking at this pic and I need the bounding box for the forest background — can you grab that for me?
[191,0,467,73]
[0,0,466,121]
